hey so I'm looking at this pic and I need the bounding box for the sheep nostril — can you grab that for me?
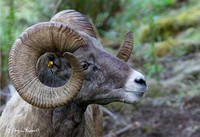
[135,78,146,86]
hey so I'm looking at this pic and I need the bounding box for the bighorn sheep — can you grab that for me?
[0,10,147,137]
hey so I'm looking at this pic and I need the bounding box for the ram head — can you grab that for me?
[9,10,147,108]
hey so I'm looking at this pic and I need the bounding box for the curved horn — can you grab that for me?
[9,22,86,108]
[51,10,96,38]
[116,31,134,62]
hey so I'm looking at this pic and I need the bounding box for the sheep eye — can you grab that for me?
[81,61,89,70]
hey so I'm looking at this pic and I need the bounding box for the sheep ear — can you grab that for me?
[36,52,71,88]
[116,31,134,62]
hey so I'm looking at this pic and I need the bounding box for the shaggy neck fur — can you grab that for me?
[51,101,87,136]
[0,92,101,137]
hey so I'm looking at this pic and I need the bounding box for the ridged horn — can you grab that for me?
[9,22,86,108]
[116,31,134,62]
[51,10,96,38]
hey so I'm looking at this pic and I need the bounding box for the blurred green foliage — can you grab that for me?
[1,0,15,88]
[139,5,200,43]
[112,0,174,40]
[63,0,121,31]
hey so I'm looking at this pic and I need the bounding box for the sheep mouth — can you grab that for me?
[133,92,144,97]
[126,90,145,97]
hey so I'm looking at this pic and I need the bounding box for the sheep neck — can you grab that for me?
[52,102,87,136]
